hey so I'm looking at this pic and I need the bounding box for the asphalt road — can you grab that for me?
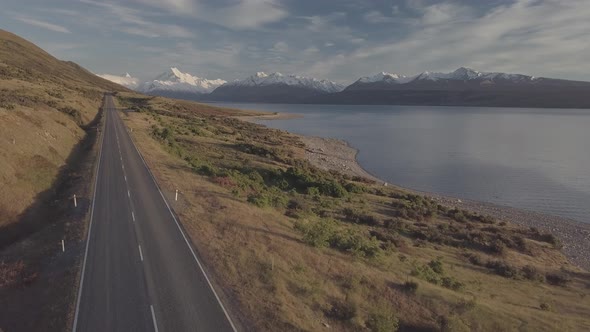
[73,94,236,332]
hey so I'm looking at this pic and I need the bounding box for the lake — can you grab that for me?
[210,102,590,224]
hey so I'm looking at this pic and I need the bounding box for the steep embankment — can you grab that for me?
[0,29,126,331]
[0,29,124,229]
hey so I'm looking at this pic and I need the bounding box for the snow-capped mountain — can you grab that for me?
[309,67,590,107]
[412,67,536,82]
[207,72,345,103]
[349,67,537,91]
[96,72,140,89]
[223,72,344,93]
[139,67,226,94]
[357,72,414,84]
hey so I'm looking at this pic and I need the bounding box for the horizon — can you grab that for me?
[1,0,589,84]
[96,65,552,86]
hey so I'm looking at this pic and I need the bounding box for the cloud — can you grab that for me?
[270,41,289,52]
[307,0,590,81]
[130,0,288,29]
[363,10,394,24]
[79,0,193,38]
[14,16,71,33]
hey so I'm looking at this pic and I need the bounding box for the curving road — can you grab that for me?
[73,94,236,332]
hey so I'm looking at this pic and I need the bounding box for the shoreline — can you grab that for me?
[300,134,590,271]
[239,111,590,270]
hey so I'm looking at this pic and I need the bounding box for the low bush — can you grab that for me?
[326,300,357,321]
[485,260,522,279]
[522,265,545,282]
[402,280,419,294]
[411,264,441,285]
[428,258,444,274]
[540,302,552,311]
[366,310,399,332]
[545,272,571,286]
[295,219,337,248]
[342,208,381,226]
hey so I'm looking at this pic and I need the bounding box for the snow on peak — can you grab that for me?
[140,67,226,94]
[225,72,345,93]
[96,73,140,89]
[358,72,413,84]
[354,67,537,86]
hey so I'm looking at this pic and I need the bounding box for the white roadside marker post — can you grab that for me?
[61,240,65,252]
[73,194,77,207]
[175,189,178,201]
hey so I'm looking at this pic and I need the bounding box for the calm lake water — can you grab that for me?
[211,102,590,223]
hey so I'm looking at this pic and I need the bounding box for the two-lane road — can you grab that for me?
[73,95,236,332]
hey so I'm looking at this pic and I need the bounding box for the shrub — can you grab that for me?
[522,265,544,282]
[366,310,399,332]
[545,272,571,286]
[331,230,382,258]
[344,182,365,194]
[489,240,506,255]
[411,264,441,285]
[247,194,269,207]
[539,233,563,249]
[485,260,522,279]
[540,302,552,311]
[402,281,418,294]
[343,208,381,226]
[441,276,464,291]
[466,253,484,266]
[296,219,336,248]
[326,300,357,321]
[428,258,444,274]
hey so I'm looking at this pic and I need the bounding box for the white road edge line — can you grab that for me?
[72,100,107,332]
[139,245,144,262]
[118,110,238,332]
[127,190,131,198]
[124,175,127,182]
[132,211,135,221]
[150,305,159,332]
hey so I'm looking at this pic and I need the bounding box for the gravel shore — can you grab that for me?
[301,135,590,271]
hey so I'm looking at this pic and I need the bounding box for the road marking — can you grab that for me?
[131,211,135,221]
[150,305,159,332]
[120,111,238,332]
[138,245,144,262]
[124,175,127,182]
[127,190,130,198]
[72,96,107,332]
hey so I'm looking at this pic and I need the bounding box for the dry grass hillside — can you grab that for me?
[117,92,590,332]
[0,29,126,331]
[0,29,125,229]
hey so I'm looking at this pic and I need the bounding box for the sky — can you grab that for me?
[1,0,589,84]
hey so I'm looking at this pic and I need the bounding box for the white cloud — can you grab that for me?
[15,16,71,33]
[130,0,288,29]
[363,10,394,24]
[79,0,193,38]
[307,0,590,81]
[270,41,289,52]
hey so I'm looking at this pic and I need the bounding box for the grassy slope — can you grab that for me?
[0,29,125,228]
[0,29,127,331]
[118,92,590,332]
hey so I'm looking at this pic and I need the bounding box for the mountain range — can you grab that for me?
[98,67,590,108]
